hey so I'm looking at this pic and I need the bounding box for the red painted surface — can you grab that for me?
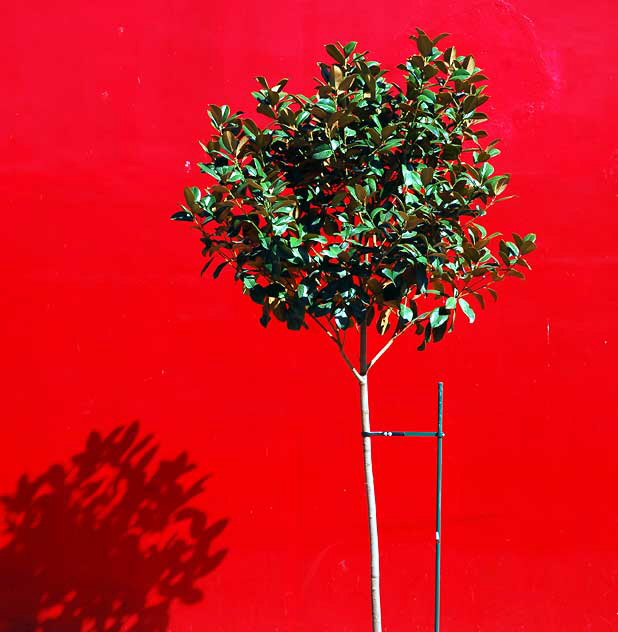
[2,0,617,630]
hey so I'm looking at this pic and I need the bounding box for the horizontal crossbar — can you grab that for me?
[362,431,445,438]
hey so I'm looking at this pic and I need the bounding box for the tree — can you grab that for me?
[171,28,536,632]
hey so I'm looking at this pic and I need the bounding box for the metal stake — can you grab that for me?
[435,381,444,632]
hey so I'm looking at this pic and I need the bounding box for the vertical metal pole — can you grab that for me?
[434,382,444,632]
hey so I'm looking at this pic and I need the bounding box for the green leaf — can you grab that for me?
[296,110,310,125]
[420,167,434,186]
[382,268,399,283]
[520,240,536,254]
[312,144,333,160]
[381,138,404,150]
[450,69,470,80]
[491,175,510,195]
[402,164,422,189]
[417,322,431,351]
[458,298,475,323]
[200,259,213,276]
[333,308,350,329]
[432,320,448,343]
[170,210,193,222]
[416,34,434,56]
[442,144,461,160]
[316,98,337,113]
[343,41,358,55]
[444,46,456,64]
[377,310,390,335]
[249,285,267,304]
[259,304,271,327]
[432,32,450,44]
[184,186,201,205]
[479,162,494,180]
[471,292,485,309]
[430,308,449,328]
[325,44,345,64]
[399,303,415,323]
[213,261,227,279]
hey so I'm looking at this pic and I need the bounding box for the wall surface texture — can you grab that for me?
[2,0,617,630]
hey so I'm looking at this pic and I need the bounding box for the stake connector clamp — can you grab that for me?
[362,431,446,438]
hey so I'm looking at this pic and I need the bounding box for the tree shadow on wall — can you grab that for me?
[0,422,228,632]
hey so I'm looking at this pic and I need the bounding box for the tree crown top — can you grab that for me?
[172,29,536,359]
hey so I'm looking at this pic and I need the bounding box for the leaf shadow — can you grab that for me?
[0,421,227,632]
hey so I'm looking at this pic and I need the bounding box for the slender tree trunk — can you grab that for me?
[359,323,382,632]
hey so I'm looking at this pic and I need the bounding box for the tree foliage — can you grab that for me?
[172,29,536,351]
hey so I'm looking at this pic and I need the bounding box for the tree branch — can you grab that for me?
[367,322,414,371]
[340,346,362,380]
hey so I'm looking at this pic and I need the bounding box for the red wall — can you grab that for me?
[2,0,617,630]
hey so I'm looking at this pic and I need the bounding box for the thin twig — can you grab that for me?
[331,322,343,346]
[460,273,506,297]
[309,313,337,341]
[309,313,361,380]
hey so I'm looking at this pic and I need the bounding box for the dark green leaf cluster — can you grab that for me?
[172,29,536,349]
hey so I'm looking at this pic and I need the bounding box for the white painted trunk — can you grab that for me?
[359,324,382,632]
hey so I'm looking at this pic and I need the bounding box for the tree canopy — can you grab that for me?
[172,29,536,352]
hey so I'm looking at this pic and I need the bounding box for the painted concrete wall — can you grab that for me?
[2,0,617,629]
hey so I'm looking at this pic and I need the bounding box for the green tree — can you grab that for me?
[171,29,536,632]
